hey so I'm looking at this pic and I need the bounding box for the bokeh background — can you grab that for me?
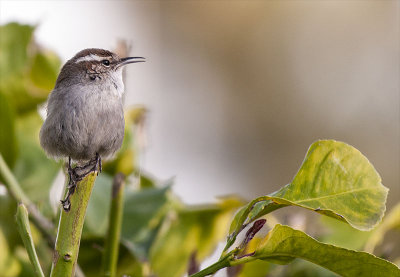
[1,1,399,276]
[1,0,398,206]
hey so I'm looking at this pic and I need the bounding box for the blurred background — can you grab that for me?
[1,1,399,276]
[1,0,398,206]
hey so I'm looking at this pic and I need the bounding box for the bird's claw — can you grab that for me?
[61,154,102,212]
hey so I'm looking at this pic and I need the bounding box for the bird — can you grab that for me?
[39,48,144,210]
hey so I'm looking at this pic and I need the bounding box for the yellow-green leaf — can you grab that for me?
[240,224,400,277]
[271,140,388,230]
[226,140,388,254]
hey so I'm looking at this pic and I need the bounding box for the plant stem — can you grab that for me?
[0,154,86,277]
[189,255,232,277]
[0,154,55,245]
[0,154,31,204]
[102,173,125,277]
[16,203,45,277]
[50,173,97,277]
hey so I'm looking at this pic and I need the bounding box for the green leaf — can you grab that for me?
[0,227,21,277]
[0,23,34,78]
[150,198,242,277]
[13,111,60,207]
[0,23,60,114]
[237,259,271,277]
[78,237,144,277]
[121,185,172,259]
[83,177,172,260]
[0,92,17,169]
[237,224,400,277]
[29,52,60,91]
[227,140,388,251]
[83,173,113,237]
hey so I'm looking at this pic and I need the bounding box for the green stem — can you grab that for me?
[0,154,86,277]
[0,154,31,204]
[16,203,45,277]
[50,173,97,277]
[0,154,55,246]
[102,173,125,277]
[189,255,233,277]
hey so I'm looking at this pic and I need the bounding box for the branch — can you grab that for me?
[15,203,45,277]
[102,173,126,277]
[50,172,97,277]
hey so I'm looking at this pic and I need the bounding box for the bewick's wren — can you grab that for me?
[40,48,144,210]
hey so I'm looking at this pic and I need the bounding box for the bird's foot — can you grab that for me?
[61,154,102,211]
[73,153,101,178]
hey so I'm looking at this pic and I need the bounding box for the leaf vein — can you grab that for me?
[294,187,377,204]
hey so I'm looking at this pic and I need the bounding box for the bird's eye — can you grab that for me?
[102,60,110,66]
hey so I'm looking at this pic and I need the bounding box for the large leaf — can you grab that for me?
[227,140,388,251]
[150,198,242,277]
[272,140,387,230]
[237,224,400,277]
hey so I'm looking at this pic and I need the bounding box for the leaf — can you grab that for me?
[240,224,400,277]
[121,185,172,259]
[237,237,271,277]
[227,140,388,251]
[0,23,34,78]
[0,23,61,113]
[0,227,21,277]
[236,259,271,277]
[271,140,388,230]
[365,202,400,253]
[13,111,60,209]
[150,197,242,277]
[78,237,144,277]
[28,52,60,91]
[83,173,113,237]
[83,177,172,258]
[0,92,17,169]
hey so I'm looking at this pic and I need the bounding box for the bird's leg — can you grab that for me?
[95,152,102,174]
[73,153,102,178]
[61,157,78,211]
[60,154,102,211]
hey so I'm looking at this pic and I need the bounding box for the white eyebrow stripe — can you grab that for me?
[75,54,105,63]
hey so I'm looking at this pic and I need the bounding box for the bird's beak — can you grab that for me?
[117,57,145,68]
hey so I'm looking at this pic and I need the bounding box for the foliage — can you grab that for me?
[0,22,399,277]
